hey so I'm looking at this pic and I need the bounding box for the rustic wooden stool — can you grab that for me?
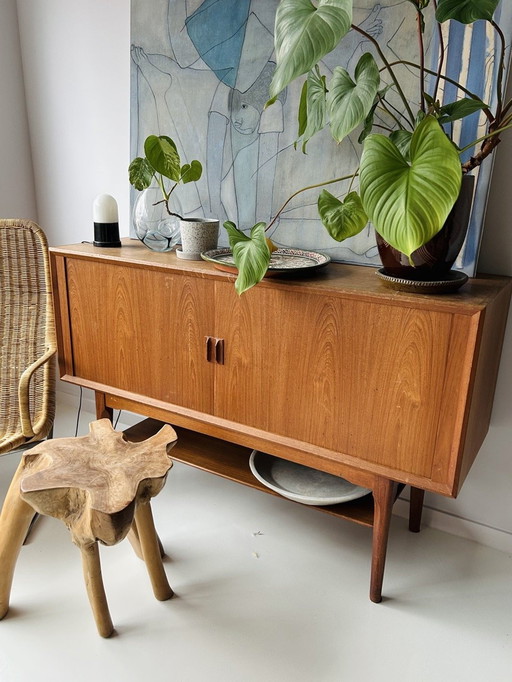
[0,419,177,637]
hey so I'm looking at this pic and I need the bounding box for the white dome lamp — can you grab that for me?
[93,194,121,248]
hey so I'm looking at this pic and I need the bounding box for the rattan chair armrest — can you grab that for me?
[18,347,57,437]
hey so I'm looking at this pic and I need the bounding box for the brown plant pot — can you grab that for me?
[376,174,475,281]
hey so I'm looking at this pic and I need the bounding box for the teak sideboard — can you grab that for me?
[49,240,511,601]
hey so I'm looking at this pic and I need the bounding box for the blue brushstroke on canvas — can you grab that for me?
[186,0,251,87]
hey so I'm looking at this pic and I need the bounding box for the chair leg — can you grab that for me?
[134,502,173,601]
[0,462,38,619]
[80,541,114,638]
[408,487,425,533]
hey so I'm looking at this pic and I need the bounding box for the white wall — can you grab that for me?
[12,1,512,551]
[16,0,130,247]
[0,0,36,219]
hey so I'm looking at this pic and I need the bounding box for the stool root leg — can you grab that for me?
[80,541,114,638]
[134,502,173,601]
[0,463,38,619]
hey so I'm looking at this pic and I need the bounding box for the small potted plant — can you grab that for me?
[129,135,218,258]
[226,0,512,293]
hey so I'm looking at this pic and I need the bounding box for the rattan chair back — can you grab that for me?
[0,220,56,455]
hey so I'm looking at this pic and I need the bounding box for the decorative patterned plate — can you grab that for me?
[201,247,331,275]
[376,268,469,294]
[249,451,371,506]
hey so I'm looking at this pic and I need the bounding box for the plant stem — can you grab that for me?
[380,96,411,128]
[350,24,415,126]
[416,10,426,113]
[499,98,512,119]
[491,20,506,120]
[372,123,396,133]
[376,101,407,131]
[460,120,512,173]
[385,61,495,124]
[458,121,512,155]
[431,0,445,103]
[266,173,358,232]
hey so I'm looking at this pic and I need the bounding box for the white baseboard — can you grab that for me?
[393,498,512,554]
[56,383,512,555]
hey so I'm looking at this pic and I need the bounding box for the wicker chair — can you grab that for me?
[0,220,57,456]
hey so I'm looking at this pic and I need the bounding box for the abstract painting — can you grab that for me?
[131,1,512,273]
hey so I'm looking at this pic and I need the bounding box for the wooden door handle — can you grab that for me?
[215,338,224,365]
[205,336,214,362]
[205,336,224,364]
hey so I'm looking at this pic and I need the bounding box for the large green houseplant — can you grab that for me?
[226,0,512,293]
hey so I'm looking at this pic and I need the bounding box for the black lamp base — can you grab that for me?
[93,222,121,248]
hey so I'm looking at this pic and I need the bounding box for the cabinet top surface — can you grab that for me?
[50,239,511,313]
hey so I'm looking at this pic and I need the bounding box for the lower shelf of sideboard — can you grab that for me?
[123,418,405,528]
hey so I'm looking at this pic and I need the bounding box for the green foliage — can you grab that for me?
[144,135,180,182]
[360,116,462,259]
[128,135,203,219]
[327,53,380,143]
[318,191,368,241]
[269,0,352,100]
[128,157,155,192]
[436,0,500,24]
[261,0,511,272]
[437,98,488,124]
[297,68,328,150]
[223,222,271,295]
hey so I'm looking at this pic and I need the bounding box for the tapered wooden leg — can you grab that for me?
[127,522,144,559]
[408,487,425,533]
[0,462,38,619]
[95,391,113,422]
[80,541,114,638]
[134,502,173,601]
[23,512,39,545]
[370,478,395,603]
[128,518,166,561]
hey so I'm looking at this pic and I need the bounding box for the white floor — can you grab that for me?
[0,400,511,682]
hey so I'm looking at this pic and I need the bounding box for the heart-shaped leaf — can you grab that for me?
[269,0,352,100]
[327,53,380,143]
[318,190,368,241]
[144,135,181,182]
[128,157,155,191]
[360,116,462,259]
[223,221,270,295]
[297,68,328,150]
[436,0,499,23]
[180,160,203,183]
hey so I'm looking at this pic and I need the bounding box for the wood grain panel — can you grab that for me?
[214,282,455,478]
[50,254,74,377]
[65,258,215,413]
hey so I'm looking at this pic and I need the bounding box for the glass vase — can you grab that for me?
[132,186,182,252]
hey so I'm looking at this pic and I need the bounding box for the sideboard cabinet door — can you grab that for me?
[65,258,215,413]
[213,281,476,484]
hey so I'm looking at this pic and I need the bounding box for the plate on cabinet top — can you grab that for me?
[201,247,331,274]
[249,451,371,506]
